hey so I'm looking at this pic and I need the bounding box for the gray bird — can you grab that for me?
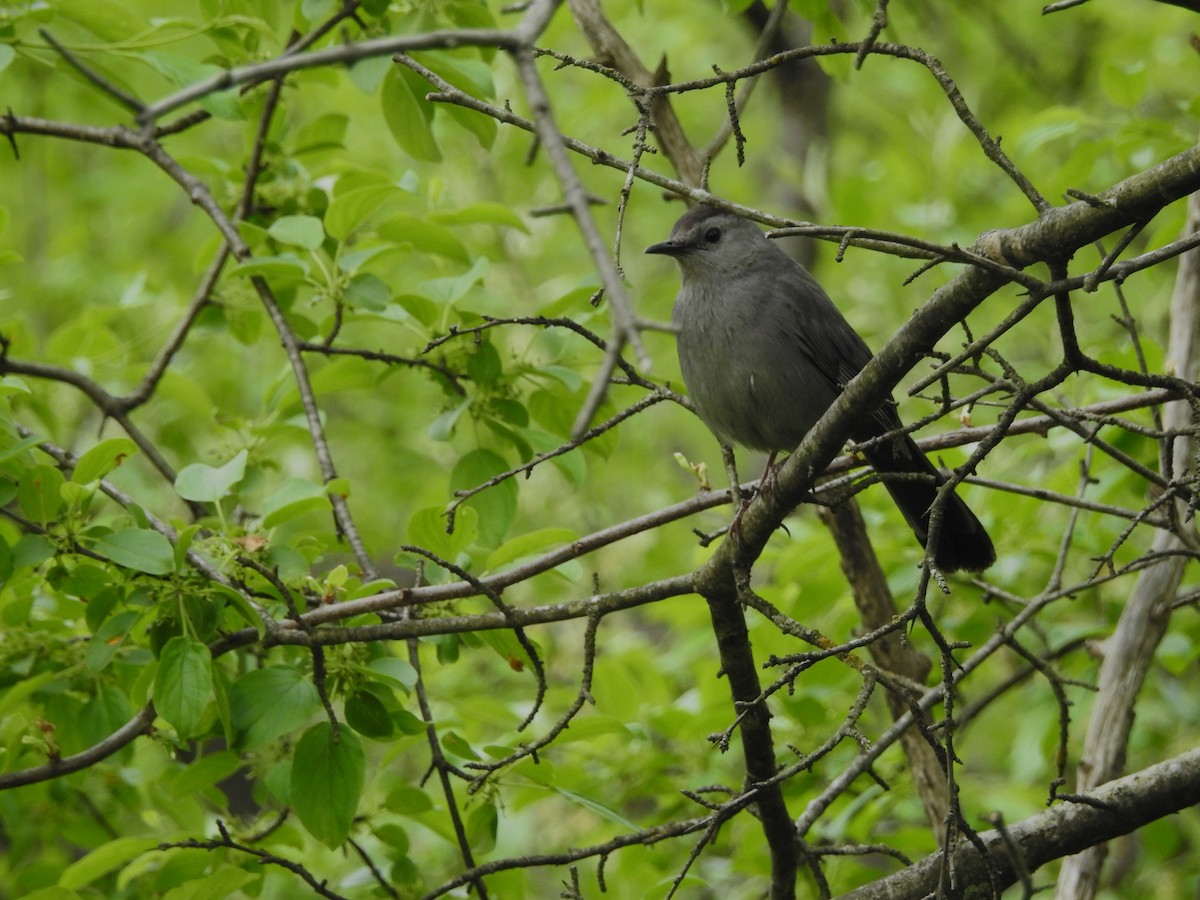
[646,205,995,573]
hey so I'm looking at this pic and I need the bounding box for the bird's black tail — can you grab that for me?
[861,433,995,573]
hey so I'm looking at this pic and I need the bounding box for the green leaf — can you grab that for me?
[381,67,441,163]
[427,399,470,442]
[175,450,248,502]
[485,527,578,573]
[302,0,336,22]
[477,629,537,674]
[72,438,139,484]
[444,103,497,149]
[406,504,478,561]
[140,51,240,119]
[213,582,266,639]
[467,340,502,384]
[229,666,321,748]
[377,214,470,263]
[154,636,213,739]
[293,112,349,156]
[21,887,82,900]
[325,181,401,240]
[431,203,529,233]
[57,0,148,43]
[78,684,133,748]
[386,784,433,814]
[366,656,419,692]
[451,450,517,548]
[160,868,256,900]
[291,723,365,847]
[441,730,480,761]
[13,533,55,569]
[229,254,310,279]
[554,787,640,830]
[421,256,489,303]
[166,749,243,799]
[344,272,391,311]
[86,610,142,672]
[406,50,497,147]
[92,528,175,575]
[467,800,498,854]
[528,428,586,487]
[261,478,329,528]
[0,430,43,465]
[269,215,325,250]
[18,464,65,525]
[394,293,440,327]
[345,690,395,740]
[58,837,158,890]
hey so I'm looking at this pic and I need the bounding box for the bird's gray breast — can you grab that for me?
[673,272,839,453]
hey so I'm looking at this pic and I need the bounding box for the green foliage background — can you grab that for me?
[0,0,1198,897]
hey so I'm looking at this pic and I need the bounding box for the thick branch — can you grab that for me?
[841,745,1200,899]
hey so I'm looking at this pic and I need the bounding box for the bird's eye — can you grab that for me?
[704,227,722,244]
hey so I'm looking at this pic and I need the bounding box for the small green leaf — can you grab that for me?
[269,215,325,250]
[229,254,310,279]
[78,684,133,748]
[477,629,537,674]
[381,67,441,163]
[0,430,43,465]
[58,837,158,890]
[366,656,419,692]
[154,636,213,739]
[173,523,200,572]
[451,450,517,548]
[421,256,489,303]
[92,528,175,575]
[157,868,255,899]
[166,749,243,799]
[140,51,239,119]
[20,886,82,900]
[467,340,502,385]
[554,787,640,830]
[72,438,139,484]
[386,784,433,814]
[485,528,578,573]
[467,800,498,854]
[175,450,248,503]
[441,731,480,761]
[13,533,54,570]
[345,690,395,739]
[427,399,470,442]
[407,505,478,561]
[294,113,349,157]
[302,0,335,22]
[262,478,329,528]
[431,203,529,233]
[18,464,65,524]
[378,214,470,263]
[394,293,439,327]
[325,182,400,240]
[344,272,391,311]
[213,583,266,639]
[57,0,148,43]
[291,722,365,847]
[230,666,321,748]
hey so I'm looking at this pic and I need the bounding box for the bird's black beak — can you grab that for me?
[645,239,687,256]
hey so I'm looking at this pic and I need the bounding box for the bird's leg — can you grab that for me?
[727,449,782,537]
[756,450,781,500]
[720,444,751,536]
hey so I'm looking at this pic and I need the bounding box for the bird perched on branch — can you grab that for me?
[646,205,995,573]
